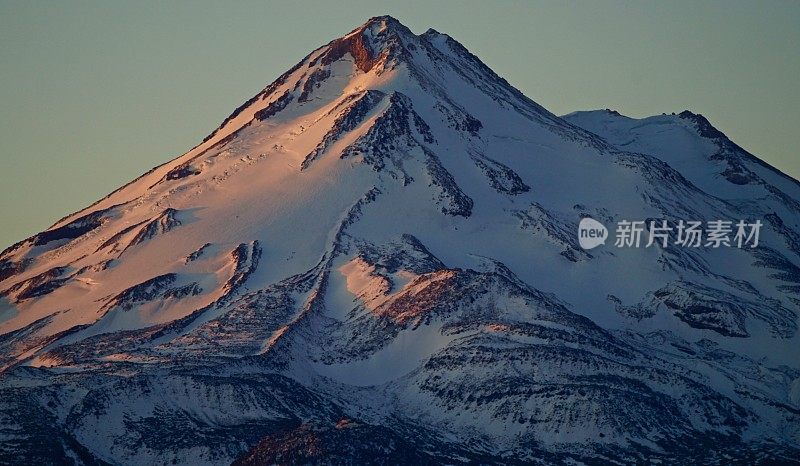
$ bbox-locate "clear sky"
[1,0,798,249]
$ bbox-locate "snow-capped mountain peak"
[1,16,798,465]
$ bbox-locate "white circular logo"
[578,217,608,250]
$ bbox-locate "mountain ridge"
[0,15,799,464]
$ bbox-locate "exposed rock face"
[0,15,798,465]
[232,421,441,466]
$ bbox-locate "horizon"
[1,0,798,249]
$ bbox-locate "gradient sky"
[1,0,798,249]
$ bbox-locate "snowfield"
[0,15,798,465]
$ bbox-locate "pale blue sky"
[1,0,798,249]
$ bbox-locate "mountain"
[1,15,799,465]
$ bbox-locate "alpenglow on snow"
[1,16,799,465]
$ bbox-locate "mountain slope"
[0,16,798,465]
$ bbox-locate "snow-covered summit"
[1,16,799,465]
